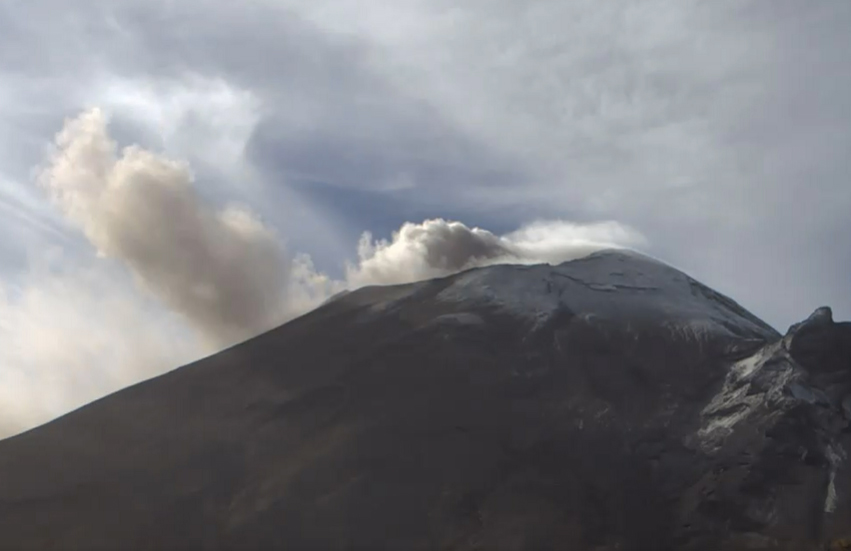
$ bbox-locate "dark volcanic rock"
[0,250,849,550]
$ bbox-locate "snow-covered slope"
[440,249,777,339]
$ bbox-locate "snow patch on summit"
[435,250,778,341]
[436,264,563,330]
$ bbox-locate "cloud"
[289,0,851,328]
[2,0,849,436]
[2,0,850,332]
[37,108,298,347]
[346,218,645,287]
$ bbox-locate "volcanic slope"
[1,249,850,550]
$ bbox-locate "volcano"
[1,249,850,550]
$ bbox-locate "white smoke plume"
[346,218,646,287]
[0,108,646,438]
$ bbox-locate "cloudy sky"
[1,0,849,437]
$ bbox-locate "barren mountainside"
[0,250,849,550]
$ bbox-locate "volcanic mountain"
[1,249,850,550]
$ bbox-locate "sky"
[1,0,850,437]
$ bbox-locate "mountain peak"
[0,250,848,550]
[789,305,835,334]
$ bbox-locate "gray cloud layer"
[1,1,850,435]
